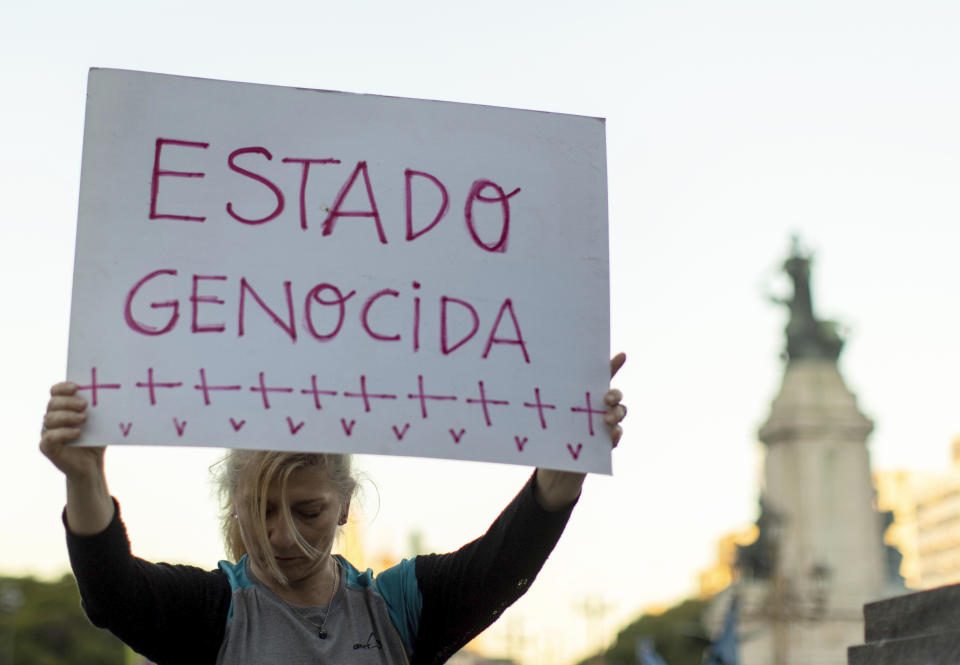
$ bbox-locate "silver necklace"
[297,559,339,640]
[317,560,339,639]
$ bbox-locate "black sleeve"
[65,500,232,665]
[411,472,577,665]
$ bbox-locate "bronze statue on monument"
[770,236,844,364]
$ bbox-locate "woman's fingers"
[603,390,626,447]
[50,381,80,397]
[605,354,627,448]
[40,426,84,448]
[47,394,88,414]
[610,352,626,379]
[604,403,626,426]
[44,390,88,440]
[39,382,105,481]
[609,424,623,448]
[604,388,623,407]
[41,383,87,446]
[43,408,87,431]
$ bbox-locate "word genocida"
[124,273,531,363]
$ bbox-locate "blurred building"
[873,468,937,589]
[875,434,960,590]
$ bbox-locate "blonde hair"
[213,450,357,586]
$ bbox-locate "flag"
[703,595,739,665]
[635,637,669,665]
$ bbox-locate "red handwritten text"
[149,138,520,251]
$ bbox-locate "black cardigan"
[66,472,576,665]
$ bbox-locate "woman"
[40,354,627,665]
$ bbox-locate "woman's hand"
[534,352,627,511]
[40,382,104,480]
[605,352,626,448]
[40,382,114,535]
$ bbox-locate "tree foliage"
[0,574,125,665]
[577,598,709,665]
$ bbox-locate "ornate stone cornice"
[759,359,874,446]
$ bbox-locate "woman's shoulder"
[335,554,418,595]
[217,555,253,591]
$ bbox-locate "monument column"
[733,239,900,665]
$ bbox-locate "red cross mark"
[136,368,183,406]
[570,392,606,436]
[465,381,510,427]
[194,368,241,406]
[523,388,556,430]
[407,375,457,419]
[76,367,121,407]
[344,375,397,413]
[300,375,338,410]
[249,372,293,409]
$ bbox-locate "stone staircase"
[848,584,960,664]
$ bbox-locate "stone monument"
[724,239,903,665]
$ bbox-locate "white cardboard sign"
[67,69,611,473]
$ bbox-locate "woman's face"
[239,465,346,588]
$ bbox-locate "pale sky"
[2,2,959,664]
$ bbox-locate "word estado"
[149,138,520,251]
